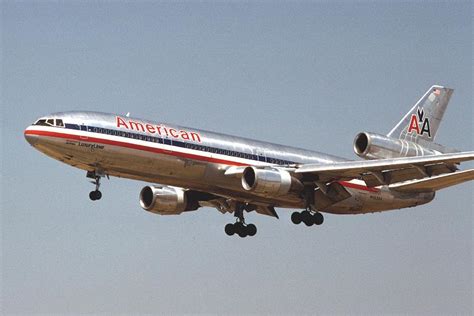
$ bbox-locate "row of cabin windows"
[58,123,294,165]
[89,125,294,165]
[183,142,259,160]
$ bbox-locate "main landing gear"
[225,222,257,238]
[225,206,257,238]
[291,210,324,226]
[87,170,104,201]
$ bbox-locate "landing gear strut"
[225,205,257,238]
[291,210,324,226]
[87,171,103,201]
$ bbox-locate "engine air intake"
[354,132,369,156]
[139,185,197,215]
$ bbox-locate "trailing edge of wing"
[389,169,474,192]
[295,151,474,176]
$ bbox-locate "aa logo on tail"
[407,108,431,137]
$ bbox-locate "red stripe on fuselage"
[25,129,381,193]
[24,129,248,167]
[338,181,379,192]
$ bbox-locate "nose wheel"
[291,210,324,226]
[87,170,105,201]
[89,189,102,201]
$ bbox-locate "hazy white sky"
[2,1,472,314]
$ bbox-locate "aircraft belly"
[325,187,434,214]
[35,135,304,208]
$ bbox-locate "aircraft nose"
[24,129,39,146]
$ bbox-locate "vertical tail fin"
[387,85,453,144]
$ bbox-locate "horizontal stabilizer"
[389,169,474,193]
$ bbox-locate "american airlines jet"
[24,85,474,237]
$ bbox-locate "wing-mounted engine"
[139,185,199,215]
[241,166,303,197]
[353,132,438,160]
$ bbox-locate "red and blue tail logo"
[407,108,431,138]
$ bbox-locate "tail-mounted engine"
[241,166,303,197]
[139,185,199,215]
[353,132,438,160]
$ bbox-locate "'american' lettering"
[116,117,201,142]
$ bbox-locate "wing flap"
[295,151,474,186]
[389,169,474,192]
[361,163,456,187]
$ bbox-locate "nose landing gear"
[291,210,324,226]
[87,170,105,201]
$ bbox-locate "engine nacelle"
[139,185,197,215]
[241,166,302,197]
[353,132,438,160]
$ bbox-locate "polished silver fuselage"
[24,111,435,214]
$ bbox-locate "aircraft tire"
[291,212,302,224]
[302,211,313,226]
[89,190,102,201]
[314,212,324,225]
[237,224,247,238]
[225,223,235,236]
[247,224,257,236]
[89,191,97,201]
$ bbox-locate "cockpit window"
[34,119,49,126]
[33,118,65,127]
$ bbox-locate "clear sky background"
[1,1,472,314]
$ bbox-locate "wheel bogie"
[225,222,257,238]
[291,210,324,227]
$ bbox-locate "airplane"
[24,85,474,238]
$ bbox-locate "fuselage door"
[256,149,266,163]
[80,124,88,140]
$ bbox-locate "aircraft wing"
[389,169,474,193]
[294,151,474,186]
